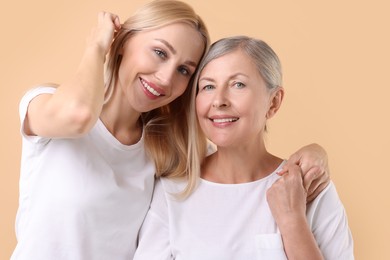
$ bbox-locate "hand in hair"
[87,11,121,57]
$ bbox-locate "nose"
[155,63,176,86]
[212,88,229,108]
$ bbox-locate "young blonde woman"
[13,1,330,259]
[134,36,353,259]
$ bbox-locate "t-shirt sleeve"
[307,181,354,259]
[19,86,56,142]
[134,178,173,260]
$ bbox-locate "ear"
[266,87,284,119]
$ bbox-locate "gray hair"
[195,35,282,91]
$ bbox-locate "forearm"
[279,216,323,260]
[25,45,106,138]
[25,12,119,138]
[52,45,106,129]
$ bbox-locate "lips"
[212,118,239,123]
[140,78,165,97]
[209,115,240,127]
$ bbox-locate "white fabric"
[12,87,155,260]
[134,162,354,260]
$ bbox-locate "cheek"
[195,96,205,116]
[172,81,189,98]
[117,57,136,82]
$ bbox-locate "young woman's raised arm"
[25,12,121,138]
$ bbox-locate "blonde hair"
[186,36,283,197]
[104,0,210,197]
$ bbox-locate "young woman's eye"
[154,49,167,59]
[178,66,190,76]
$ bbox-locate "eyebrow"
[199,73,249,82]
[155,38,198,68]
[156,39,176,54]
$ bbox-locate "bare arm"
[267,165,324,259]
[280,143,330,202]
[25,12,121,138]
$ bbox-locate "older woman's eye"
[202,85,215,91]
[234,82,245,88]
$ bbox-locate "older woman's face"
[196,50,274,148]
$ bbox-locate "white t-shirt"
[12,87,155,260]
[134,162,354,260]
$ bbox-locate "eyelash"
[200,82,245,91]
[201,85,215,91]
[178,66,190,76]
[154,49,191,77]
[234,82,245,88]
[154,49,167,59]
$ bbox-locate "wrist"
[84,43,107,62]
[277,213,308,234]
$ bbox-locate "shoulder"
[20,85,56,105]
[306,183,354,258]
[21,85,58,101]
[148,177,188,220]
[157,177,188,197]
[19,85,57,115]
[306,181,346,226]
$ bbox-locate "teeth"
[213,118,238,123]
[141,79,161,96]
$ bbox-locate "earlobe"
[266,87,284,119]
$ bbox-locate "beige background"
[1,0,389,259]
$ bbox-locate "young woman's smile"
[117,22,205,112]
[140,78,165,99]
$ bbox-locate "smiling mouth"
[211,118,239,123]
[140,78,162,97]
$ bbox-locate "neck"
[202,140,282,184]
[100,86,142,145]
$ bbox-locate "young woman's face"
[196,50,274,148]
[118,22,205,112]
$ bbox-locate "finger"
[302,166,321,191]
[306,181,330,202]
[286,152,301,166]
[114,16,121,30]
[276,166,288,176]
[99,12,120,25]
[280,155,300,175]
[286,164,304,182]
[286,153,312,176]
[305,172,330,202]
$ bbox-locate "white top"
[134,163,354,260]
[12,87,155,260]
